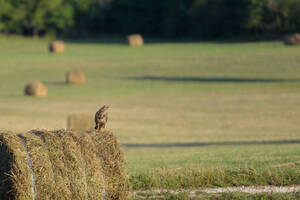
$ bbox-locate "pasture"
[0,36,300,198]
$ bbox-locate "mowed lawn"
[0,36,300,189]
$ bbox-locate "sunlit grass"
[0,36,299,189]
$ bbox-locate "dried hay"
[67,114,94,131]
[126,34,144,46]
[0,129,128,200]
[49,40,65,53]
[31,130,88,200]
[0,132,56,199]
[284,33,300,45]
[66,70,86,85]
[24,81,47,97]
[89,130,130,200]
[67,131,105,199]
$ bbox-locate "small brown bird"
[94,105,109,130]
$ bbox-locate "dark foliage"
[0,0,300,38]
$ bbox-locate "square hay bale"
[49,40,65,53]
[67,114,94,131]
[24,81,47,97]
[284,33,300,45]
[66,70,86,85]
[0,129,129,200]
[126,34,144,46]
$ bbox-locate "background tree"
[0,0,74,36]
[0,0,300,38]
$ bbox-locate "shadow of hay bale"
[49,40,65,53]
[284,33,300,45]
[24,81,47,97]
[66,70,86,85]
[126,34,144,47]
[67,114,93,131]
[0,129,129,200]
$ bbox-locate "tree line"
[0,0,299,38]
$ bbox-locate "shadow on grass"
[122,140,300,148]
[63,36,283,45]
[128,76,300,83]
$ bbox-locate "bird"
[94,105,109,131]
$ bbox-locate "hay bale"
[0,132,56,199]
[66,70,86,85]
[89,130,130,200]
[49,40,65,53]
[126,34,144,46]
[31,130,88,199]
[24,81,47,97]
[0,129,127,200]
[284,33,300,45]
[0,132,35,200]
[68,131,105,199]
[67,114,94,131]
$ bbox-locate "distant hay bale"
[24,81,47,97]
[66,70,86,84]
[49,40,65,53]
[0,129,128,200]
[67,114,94,131]
[126,34,144,46]
[284,33,300,45]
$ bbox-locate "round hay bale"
[24,81,47,97]
[68,131,105,199]
[49,40,65,53]
[66,70,86,85]
[284,33,300,45]
[31,130,88,199]
[126,34,144,46]
[89,130,130,200]
[0,132,56,200]
[0,129,128,200]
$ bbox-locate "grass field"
[0,36,299,193]
[132,191,300,200]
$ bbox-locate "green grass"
[129,166,300,190]
[0,36,300,190]
[131,191,300,200]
